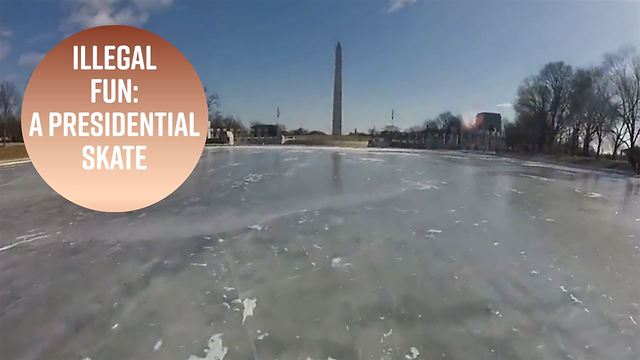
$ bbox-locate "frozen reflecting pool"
[1,146,640,360]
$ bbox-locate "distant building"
[251,124,282,137]
[207,123,235,144]
[475,112,502,132]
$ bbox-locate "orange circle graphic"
[21,25,208,212]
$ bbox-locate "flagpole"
[276,106,280,136]
[391,109,395,127]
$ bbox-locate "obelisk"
[332,42,342,136]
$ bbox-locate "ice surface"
[1,147,639,359]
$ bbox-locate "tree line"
[505,47,640,174]
[0,81,23,145]
[206,90,247,133]
[370,111,464,135]
[0,85,250,145]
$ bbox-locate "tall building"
[475,112,502,132]
[332,42,342,136]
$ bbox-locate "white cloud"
[18,51,44,67]
[496,103,513,108]
[388,0,418,13]
[0,27,13,61]
[63,0,174,30]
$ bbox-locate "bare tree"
[593,114,613,159]
[434,112,462,130]
[591,68,617,159]
[203,88,246,134]
[204,87,220,120]
[213,115,246,132]
[568,68,593,155]
[515,62,573,151]
[423,119,439,130]
[434,111,462,145]
[0,81,21,146]
[383,124,400,133]
[568,67,617,157]
[604,47,640,153]
[608,119,626,159]
[407,124,425,132]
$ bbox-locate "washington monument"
[332,42,342,136]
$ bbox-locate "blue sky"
[1,0,639,132]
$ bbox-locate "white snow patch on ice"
[416,182,439,190]
[360,157,384,162]
[331,257,351,268]
[242,298,257,323]
[188,333,227,360]
[332,257,342,267]
[405,347,420,359]
[520,173,554,182]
